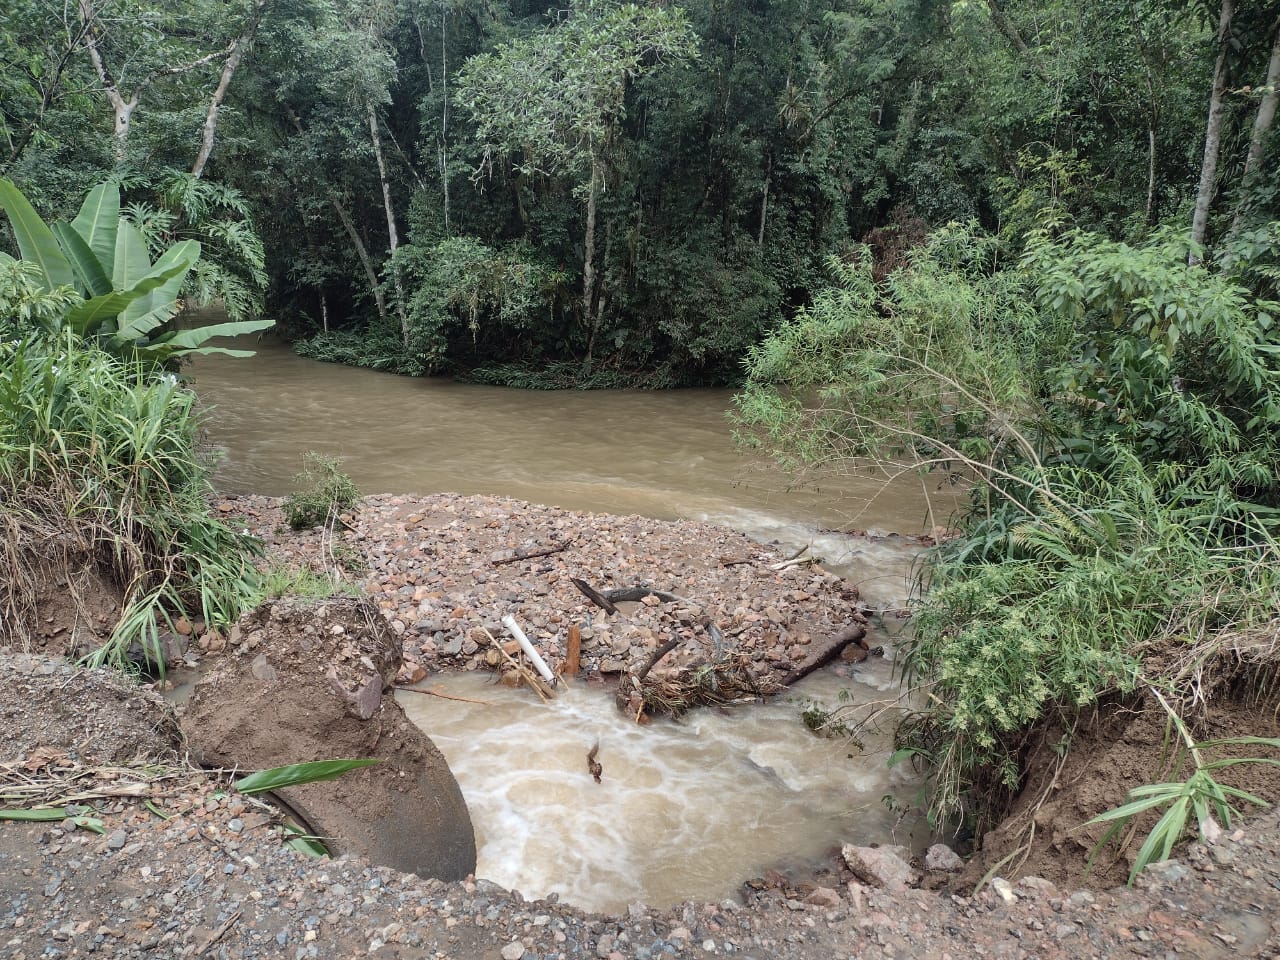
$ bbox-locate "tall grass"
[0,331,261,670]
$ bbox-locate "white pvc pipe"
[502,615,557,686]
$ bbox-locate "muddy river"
[188,337,950,909]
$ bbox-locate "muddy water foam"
[398,667,922,913]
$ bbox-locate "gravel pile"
[224,493,867,689]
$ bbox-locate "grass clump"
[0,332,262,671]
[283,452,359,530]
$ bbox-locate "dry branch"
[571,577,619,615]
[491,541,572,565]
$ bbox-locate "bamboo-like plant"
[0,178,270,361]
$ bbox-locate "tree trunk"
[368,105,409,346]
[582,154,600,363]
[1190,0,1234,265]
[1145,128,1157,225]
[440,5,451,235]
[757,154,771,250]
[192,0,267,179]
[984,0,1050,82]
[1231,17,1280,233]
[331,197,387,324]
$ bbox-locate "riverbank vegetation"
[733,213,1280,863]
[0,179,268,671]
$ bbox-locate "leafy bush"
[0,332,262,670]
[0,178,272,362]
[294,329,426,376]
[283,452,360,530]
[735,220,1280,830]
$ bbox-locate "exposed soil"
[966,689,1280,891]
[3,493,1280,957]
[182,597,476,881]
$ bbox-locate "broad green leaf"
[112,220,151,291]
[117,240,200,340]
[233,759,379,795]
[151,318,274,349]
[64,260,193,335]
[0,807,69,821]
[281,823,330,858]
[70,815,107,834]
[0,178,76,292]
[70,182,120,275]
[52,222,111,297]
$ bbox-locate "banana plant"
[0,178,271,360]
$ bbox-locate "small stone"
[925,843,963,872]
[106,829,127,851]
[990,877,1017,903]
[250,654,277,683]
[805,886,842,908]
[227,819,244,834]
[500,943,525,960]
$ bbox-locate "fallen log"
[571,578,619,616]
[563,624,582,677]
[780,624,868,686]
[603,586,691,604]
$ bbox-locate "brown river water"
[187,336,951,911]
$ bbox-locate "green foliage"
[1088,693,1280,884]
[295,329,426,377]
[0,332,262,671]
[124,173,269,323]
[736,221,1280,828]
[282,452,360,531]
[233,759,380,795]
[733,223,1056,474]
[392,237,568,371]
[250,564,360,604]
[0,178,272,362]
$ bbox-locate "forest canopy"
[4,0,1278,385]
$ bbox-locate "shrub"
[0,332,262,670]
[283,452,360,530]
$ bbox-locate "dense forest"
[5,0,1278,385]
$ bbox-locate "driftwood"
[571,578,619,616]
[491,541,572,566]
[563,624,582,677]
[587,740,602,783]
[781,624,868,686]
[635,636,680,682]
[482,628,555,702]
[603,586,691,604]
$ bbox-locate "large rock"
[841,843,915,891]
[181,597,476,881]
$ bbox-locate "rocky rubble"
[222,493,871,694]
